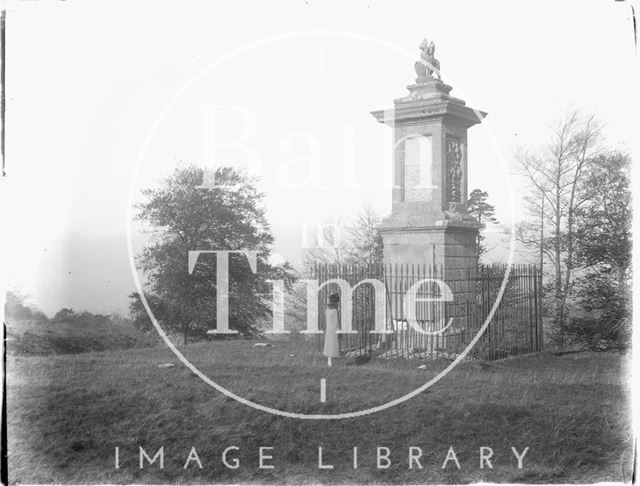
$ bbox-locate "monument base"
[379,219,481,270]
[380,219,481,341]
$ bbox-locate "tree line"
[515,110,630,351]
[127,109,630,351]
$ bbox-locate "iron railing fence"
[313,262,542,360]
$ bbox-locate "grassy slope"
[6,341,632,484]
[5,318,157,356]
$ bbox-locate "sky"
[1,0,637,315]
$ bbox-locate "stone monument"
[371,39,486,272]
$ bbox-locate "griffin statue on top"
[414,38,441,82]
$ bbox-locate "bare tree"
[514,110,603,349]
[300,215,348,273]
[301,204,383,273]
[288,205,383,332]
[343,205,384,267]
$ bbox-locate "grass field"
[6,339,633,484]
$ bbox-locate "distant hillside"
[4,291,161,356]
[5,316,159,356]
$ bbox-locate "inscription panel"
[403,135,433,201]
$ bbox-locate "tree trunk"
[554,184,563,349]
[539,196,544,277]
[183,323,189,345]
[558,169,582,350]
[617,266,627,298]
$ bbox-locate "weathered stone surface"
[371,41,487,269]
[414,38,441,82]
[379,220,480,266]
[372,40,488,338]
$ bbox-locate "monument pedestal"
[379,220,480,270]
[380,220,481,338]
[371,75,486,275]
[370,40,487,348]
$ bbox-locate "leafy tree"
[573,152,631,280]
[566,274,629,351]
[53,308,77,323]
[133,165,295,344]
[128,291,167,334]
[467,189,499,262]
[567,152,631,350]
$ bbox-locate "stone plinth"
[371,79,487,226]
[370,61,487,347]
[371,78,486,270]
[378,219,481,269]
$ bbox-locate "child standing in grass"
[323,293,341,366]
